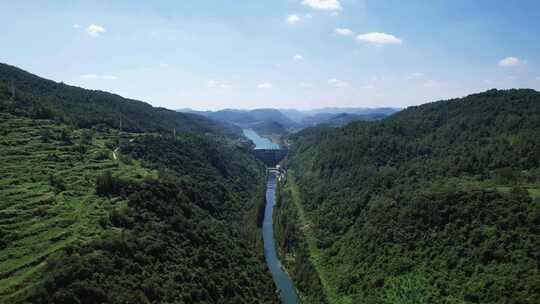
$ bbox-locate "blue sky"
[2,0,540,110]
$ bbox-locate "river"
[243,129,299,304]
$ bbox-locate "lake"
[243,129,280,150]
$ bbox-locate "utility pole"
[119,113,122,133]
[10,79,15,101]
[118,113,123,150]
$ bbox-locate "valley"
[1,2,540,301]
[2,65,539,304]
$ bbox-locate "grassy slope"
[286,170,352,304]
[0,113,153,300]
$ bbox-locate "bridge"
[253,149,288,167]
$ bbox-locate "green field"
[0,113,154,300]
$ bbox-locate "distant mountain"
[179,108,295,136]
[248,108,296,127]
[205,109,258,124]
[297,111,392,128]
[250,120,287,135]
[280,107,400,123]
[179,107,400,135]
[320,112,383,126]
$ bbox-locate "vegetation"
[0,63,240,136]
[277,89,540,303]
[0,113,152,300]
[0,65,278,303]
[274,174,328,304]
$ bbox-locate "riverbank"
[278,171,353,304]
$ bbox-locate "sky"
[2,0,540,110]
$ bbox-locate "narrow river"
[243,129,299,304]
[264,173,299,304]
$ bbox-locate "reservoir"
[243,129,280,150]
[244,129,299,304]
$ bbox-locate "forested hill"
[276,89,540,303]
[0,63,239,136]
[0,64,277,303]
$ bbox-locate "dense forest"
[276,89,540,303]
[0,64,277,303]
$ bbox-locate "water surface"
[263,173,299,304]
[243,129,280,150]
[247,128,297,303]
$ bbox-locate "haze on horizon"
[2,0,539,111]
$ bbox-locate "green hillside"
[0,66,277,303]
[276,89,540,303]
[0,63,240,137]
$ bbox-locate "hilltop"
[0,63,240,137]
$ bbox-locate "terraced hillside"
[0,64,278,303]
[0,113,154,299]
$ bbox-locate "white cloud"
[330,11,340,17]
[72,24,80,29]
[81,74,98,79]
[498,57,523,67]
[356,32,402,45]
[335,28,354,36]
[80,74,117,80]
[87,24,105,37]
[302,0,342,11]
[423,80,443,88]
[328,78,350,88]
[299,82,313,88]
[258,83,273,89]
[287,14,301,24]
[293,55,304,61]
[207,80,231,89]
[407,72,424,80]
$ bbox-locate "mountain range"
[179,107,399,136]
